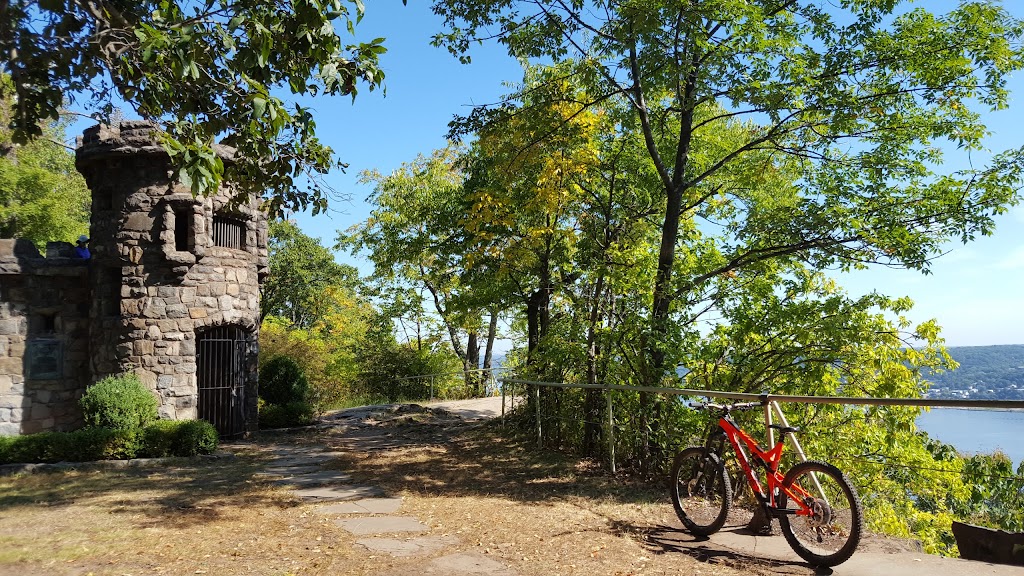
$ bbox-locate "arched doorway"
[197,325,250,437]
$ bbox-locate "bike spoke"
[779,461,862,566]
[671,448,731,536]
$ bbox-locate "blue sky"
[283,1,1024,348]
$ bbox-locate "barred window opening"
[213,215,244,249]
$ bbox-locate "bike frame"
[713,414,817,518]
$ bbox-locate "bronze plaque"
[26,339,62,379]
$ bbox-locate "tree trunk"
[583,276,606,456]
[482,308,498,370]
[636,43,699,472]
[465,330,480,395]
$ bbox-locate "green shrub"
[0,428,114,464]
[259,401,315,429]
[141,419,218,457]
[141,420,179,458]
[70,427,115,461]
[100,428,143,459]
[79,373,159,430]
[0,420,219,464]
[2,431,55,463]
[259,356,309,405]
[170,420,219,456]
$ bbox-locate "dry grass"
[0,409,820,576]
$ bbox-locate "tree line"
[926,345,1024,400]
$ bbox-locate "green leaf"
[252,96,267,118]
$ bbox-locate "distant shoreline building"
[0,121,268,437]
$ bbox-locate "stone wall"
[0,121,267,437]
[0,240,91,435]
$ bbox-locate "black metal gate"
[197,325,248,438]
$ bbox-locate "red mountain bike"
[671,401,863,567]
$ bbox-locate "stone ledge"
[0,451,235,476]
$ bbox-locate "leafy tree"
[262,219,358,328]
[432,0,1024,466]
[355,311,462,402]
[0,75,89,248]
[343,145,505,391]
[0,0,393,214]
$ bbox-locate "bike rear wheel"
[778,461,863,567]
[671,447,732,536]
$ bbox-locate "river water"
[916,408,1024,467]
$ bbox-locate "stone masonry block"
[0,318,20,336]
[156,374,175,390]
[0,357,23,376]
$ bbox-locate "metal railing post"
[534,383,542,447]
[606,382,616,474]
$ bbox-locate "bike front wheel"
[778,461,863,567]
[671,447,732,536]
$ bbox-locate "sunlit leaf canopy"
[0,0,396,216]
[434,0,1024,276]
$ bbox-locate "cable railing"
[392,367,507,402]
[498,377,1024,474]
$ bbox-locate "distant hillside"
[924,344,1024,400]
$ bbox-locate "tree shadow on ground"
[0,455,297,529]
[298,408,670,509]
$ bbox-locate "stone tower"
[75,121,268,436]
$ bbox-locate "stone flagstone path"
[249,402,517,576]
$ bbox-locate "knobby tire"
[671,447,731,536]
[777,460,863,567]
